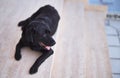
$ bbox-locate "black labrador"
[14,5,60,74]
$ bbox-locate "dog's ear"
[45,26,51,34]
[45,29,51,34]
[29,32,34,43]
[26,29,34,43]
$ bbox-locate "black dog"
[14,5,60,74]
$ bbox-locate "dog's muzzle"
[39,34,56,50]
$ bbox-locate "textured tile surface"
[110,60,120,73]
[109,47,120,58]
[105,19,120,78]
[112,75,120,78]
[107,36,120,46]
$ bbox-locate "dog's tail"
[18,21,28,31]
[18,21,26,27]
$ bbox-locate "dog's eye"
[45,30,50,34]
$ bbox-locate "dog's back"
[35,5,60,35]
[19,5,60,36]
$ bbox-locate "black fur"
[14,5,60,74]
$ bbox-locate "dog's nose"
[49,37,56,46]
[52,41,56,46]
[42,34,56,46]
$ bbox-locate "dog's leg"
[15,38,24,60]
[29,49,53,74]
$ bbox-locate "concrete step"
[84,6,112,78]
[51,0,112,78]
[50,1,86,78]
[0,0,64,78]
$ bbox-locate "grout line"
[116,30,120,44]
[110,58,120,60]
[112,73,120,75]
[109,45,120,47]
[107,34,118,36]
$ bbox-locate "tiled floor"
[105,19,120,78]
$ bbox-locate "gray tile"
[107,36,120,46]
[110,60,120,73]
[112,74,120,78]
[102,0,114,3]
[109,47,120,58]
[109,20,120,31]
[105,26,117,35]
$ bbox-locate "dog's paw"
[29,66,38,74]
[15,54,21,61]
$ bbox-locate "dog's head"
[27,21,56,50]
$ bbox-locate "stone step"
[51,1,86,78]
[0,0,64,78]
[51,0,112,78]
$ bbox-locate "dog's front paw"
[15,53,21,61]
[29,66,38,74]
